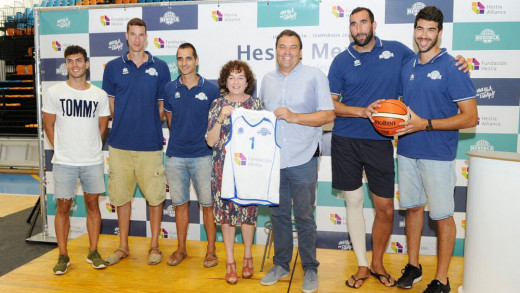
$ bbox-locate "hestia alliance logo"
[160,11,180,25]
[257,127,271,136]
[52,40,61,51]
[472,2,485,14]
[154,38,164,49]
[379,50,394,59]
[145,68,158,76]
[338,239,352,250]
[108,39,123,51]
[56,17,71,29]
[280,8,297,21]
[391,241,404,253]
[407,2,426,16]
[234,153,247,166]
[475,29,500,44]
[100,15,110,26]
[160,228,169,239]
[476,85,495,100]
[468,58,480,70]
[105,203,116,213]
[332,6,344,18]
[329,213,342,225]
[470,139,495,151]
[427,70,442,80]
[461,166,469,179]
[212,10,223,22]
[195,92,208,101]
[56,63,67,76]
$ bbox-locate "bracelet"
[216,118,224,124]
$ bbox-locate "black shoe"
[423,279,451,293]
[396,264,422,289]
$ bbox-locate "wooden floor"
[0,194,39,217]
[0,233,464,292]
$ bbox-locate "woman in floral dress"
[206,60,264,285]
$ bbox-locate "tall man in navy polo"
[102,18,170,266]
[395,7,477,293]
[163,43,220,268]
[259,29,335,293]
[327,7,414,288]
[327,7,468,289]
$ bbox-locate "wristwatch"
[426,119,433,131]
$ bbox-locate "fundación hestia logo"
[52,40,61,51]
[391,241,404,253]
[461,166,469,179]
[100,15,110,26]
[154,37,164,49]
[105,202,116,213]
[234,153,247,166]
[467,58,480,70]
[407,2,426,16]
[332,6,344,18]
[329,213,342,225]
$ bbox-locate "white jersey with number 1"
[221,107,280,206]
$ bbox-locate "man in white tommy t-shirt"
[43,45,110,275]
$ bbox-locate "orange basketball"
[372,100,409,136]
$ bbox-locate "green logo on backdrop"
[453,22,520,50]
[457,133,518,160]
[40,10,89,35]
[257,0,319,27]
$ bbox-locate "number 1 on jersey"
[249,137,255,149]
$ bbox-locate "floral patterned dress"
[208,96,265,225]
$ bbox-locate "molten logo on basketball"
[371,100,409,136]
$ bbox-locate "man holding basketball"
[395,6,477,293]
[327,7,468,289]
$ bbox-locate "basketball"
[371,100,409,136]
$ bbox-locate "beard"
[353,30,374,47]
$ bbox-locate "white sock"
[343,187,368,267]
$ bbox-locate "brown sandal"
[242,257,254,279]
[166,250,187,266]
[204,252,218,268]
[226,261,238,285]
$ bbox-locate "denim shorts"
[165,155,212,207]
[53,163,105,199]
[397,155,456,220]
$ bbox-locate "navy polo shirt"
[397,49,476,161]
[328,37,414,140]
[163,75,219,158]
[102,51,170,151]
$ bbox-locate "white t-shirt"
[42,82,110,166]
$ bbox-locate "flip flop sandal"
[166,251,187,266]
[147,247,163,265]
[106,248,129,266]
[345,275,369,289]
[370,270,397,287]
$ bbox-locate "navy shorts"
[331,135,395,198]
